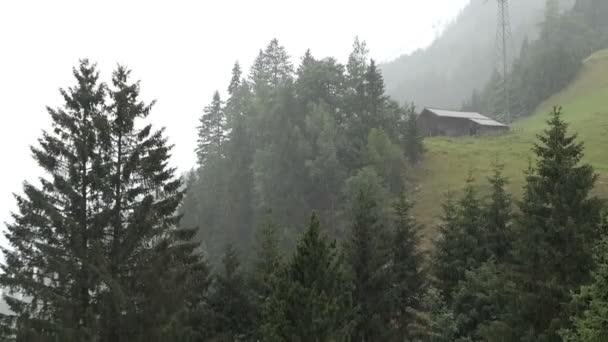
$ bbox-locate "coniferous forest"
[1,0,608,341]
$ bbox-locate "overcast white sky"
[0,0,469,229]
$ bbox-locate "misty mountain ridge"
[381,0,575,110]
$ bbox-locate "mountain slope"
[381,0,575,109]
[412,49,608,245]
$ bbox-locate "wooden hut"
[416,107,509,137]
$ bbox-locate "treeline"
[181,38,423,263]
[464,0,608,121]
[182,105,607,341]
[255,107,605,342]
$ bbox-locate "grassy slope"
[412,49,608,247]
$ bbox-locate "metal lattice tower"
[496,0,513,124]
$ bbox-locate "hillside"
[381,0,575,109]
[412,49,608,246]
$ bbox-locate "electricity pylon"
[496,0,513,124]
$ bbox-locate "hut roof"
[424,107,508,127]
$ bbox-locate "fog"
[0,0,468,226]
[2,0,607,339]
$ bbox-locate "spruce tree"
[364,128,406,194]
[433,176,485,303]
[342,37,370,170]
[451,261,516,342]
[422,288,458,342]
[345,189,392,341]
[261,213,352,341]
[0,60,106,341]
[296,53,345,110]
[222,65,255,255]
[227,61,242,99]
[432,191,461,300]
[363,59,386,123]
[250,39,294,90]
[304,104,345,231]
[390,191,426,341]
[251,211,282,299]
[209,244,255,340]
[562,215,608,342]
[250,39,311,233]
[446,164,514,341]
[99,65,205,342]
[483,162,512,262]
[190,90,231,263]
[249,212,283,339]
[402,109,424,165]
[1,62,205,341]
[225,61,244,125]
[346,36,369,95]
[507,107,603,341]
[196,91,226,166]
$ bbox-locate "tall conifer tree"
[390,191,426,341]
[505,107,603,341]
[261,213,352,341]
[196,91,226,166]
[1,60,106,340]
[345,189,392,341]
[1,62,205,341]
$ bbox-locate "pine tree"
[390,191,426,341]
[345,189,392,341]
[196,91,226,166]
[261,213,352,341]
[0,60,106,341]
[506,107,603,341]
